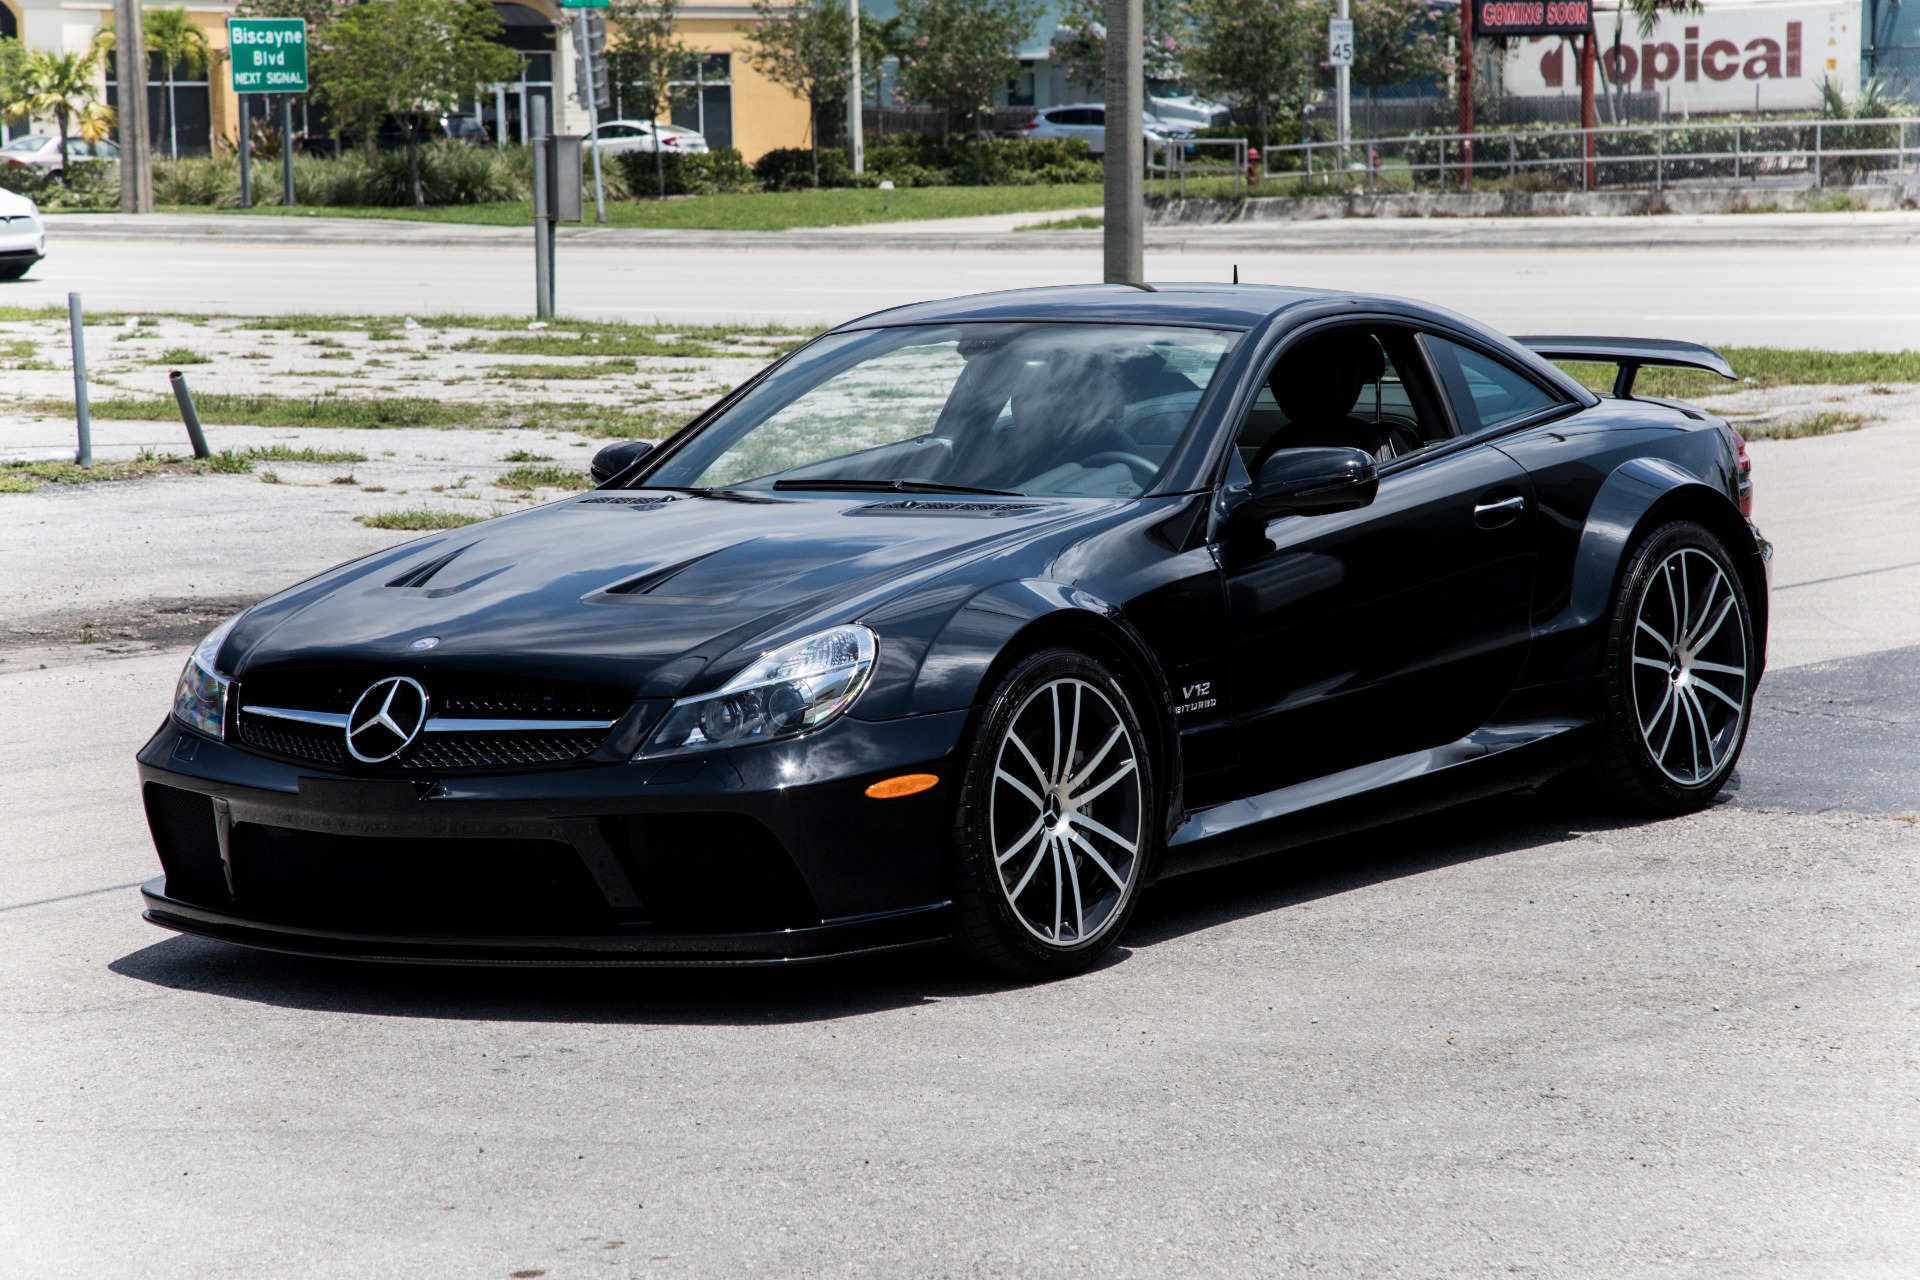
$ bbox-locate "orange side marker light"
[865,773,939,800]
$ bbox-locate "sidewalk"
[42,207,1920,254]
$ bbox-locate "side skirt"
[1160,718,1595,877]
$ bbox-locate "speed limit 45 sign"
[1328,17,1355,67]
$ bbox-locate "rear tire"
[1587,519,1756,814]
[949,648,1154,980]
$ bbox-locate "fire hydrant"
[1246,148,1261,185]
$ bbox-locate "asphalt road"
[13,211,1920,348]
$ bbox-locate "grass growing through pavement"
[172,184,1108,231]
[485,359,641,379]
[498,465,592,491]
[1743,411,1874,440]
[17,393,682,438]
[0,443,370,493]
[1553,348,1920,399]
[356,507,487,530]
[1017,214,1103,231]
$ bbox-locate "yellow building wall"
[669,17,811,162]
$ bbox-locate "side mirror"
[1249,447,1378,518]
[589,439,655,486]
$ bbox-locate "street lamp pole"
[1102,0,1143,285]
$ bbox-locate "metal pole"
[495,84,508,149]
[238,95,252,209]
[1456,0,1474,190]
[169,371,211,459]
[1580,31,1596,190]
[847,0,864,174]
[68,293,91,468]
[1101,0,1143,285]
[532,96,554,319]
[575,11,606,224]
[113,0,152,213]
[1335,0,1350,172]
[280,95,296,206]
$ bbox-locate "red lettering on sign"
[1743,36,1782,79]
[1603,42,1638,85]
[1702,39,1739,81]
[1641,41,1680,90]
[1684,26,1699,81]
[1785,21,1801,76]
[1540,42,1565,87]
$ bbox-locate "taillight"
[1025,116,1041,130]
[1731,428,1752,517]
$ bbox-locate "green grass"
[503,450,553,462]
[1745,410,1874,440]
[0,449,253,491]
[16,391,685,439]
[1553,347,1920,399]
[237,444,369,463]
[486,358,641,379]
[155,346,211,365]
[498,464,592,491]
[1018,214,1103,231]
[356,507,487,530]
[171,184,1108,231]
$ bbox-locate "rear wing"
[1516,336,1737,399]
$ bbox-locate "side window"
[1232,326,1451,476]
[1422,335,1564,434]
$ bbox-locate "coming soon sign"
[1503,0,1859,111]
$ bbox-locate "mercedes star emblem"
[345,676,431,763]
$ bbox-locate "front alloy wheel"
[952,650,1151,978]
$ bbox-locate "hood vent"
[580,494,678,506]
[385,544,471,589]
[602,550,720,597]
[850,499,1045,516]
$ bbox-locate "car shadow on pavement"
[107,791,1663,1026]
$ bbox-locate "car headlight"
[172,614,241,739]
[639,625,876,758]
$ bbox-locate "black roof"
[837,283,1339,331]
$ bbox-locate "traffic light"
[575,12,610,113]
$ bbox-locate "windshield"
[641,322,1236,498]
[1,137,48,153]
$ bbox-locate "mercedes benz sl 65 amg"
[137,284,1768,977]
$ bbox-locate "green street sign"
[560,0,610,9]
[227,18,309,94]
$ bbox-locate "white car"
[1146,90,1231,129]
[1020,104,1194,156]
[1,134,120,178]
[588,120,709,157]
[0,186,45,281]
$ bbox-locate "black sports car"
[138,285,1768,977]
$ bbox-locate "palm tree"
[5,48,105,185]
[144,9,212,160]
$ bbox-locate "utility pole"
[847,0,864,174]
[1456,0,1474,190]
[1102,0,1142,285]
[238,95,252,207]
[112,0,152,213]
[1580,30,1596,190]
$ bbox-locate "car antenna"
[1233,264,1239,284]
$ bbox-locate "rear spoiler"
[1516,336,1737,399]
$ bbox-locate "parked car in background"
[1147,86,1231,128]
[0,187,46,281]
[1,135,120,178]
[1021,104,1194,155]
[589,120,709,156]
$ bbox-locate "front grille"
[238,716,346,767]
[228,823,613,934]
[231,666,635,774]
[404,730,607,771]
[604,813,821,932]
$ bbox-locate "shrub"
[616,146,757,197]
[0,164,60,201]
[752,135,1099,190]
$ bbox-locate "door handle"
[1473,494,1526,527]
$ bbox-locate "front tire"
[950,649,1154,979]
[1589,519,1756,813]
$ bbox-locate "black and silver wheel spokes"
[989,677,1143,947]
[1630,547,1749,786]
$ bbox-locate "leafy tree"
[145,10,214,161]
[5,48,109,186]
[1184,0,1320,152]
[1048,0,1189,90]
[741,0,852,186]
[607,0,692,198]
[1598,0,1698,121]
[1350,0,1453,93]
[0,37,28,109]
[894,0,1041,139]
[318,0,518,206]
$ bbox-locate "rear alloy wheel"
[1590,520,1756,812]
[951,650,1151,979]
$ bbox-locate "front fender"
[854,578,1142,720]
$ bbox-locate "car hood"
[224,491,1092,696]
[0,187,37,217]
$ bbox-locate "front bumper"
[136,708,970,966]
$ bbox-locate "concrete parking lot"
[3,233,1918,1276]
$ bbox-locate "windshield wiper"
[771,478,1021,497]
